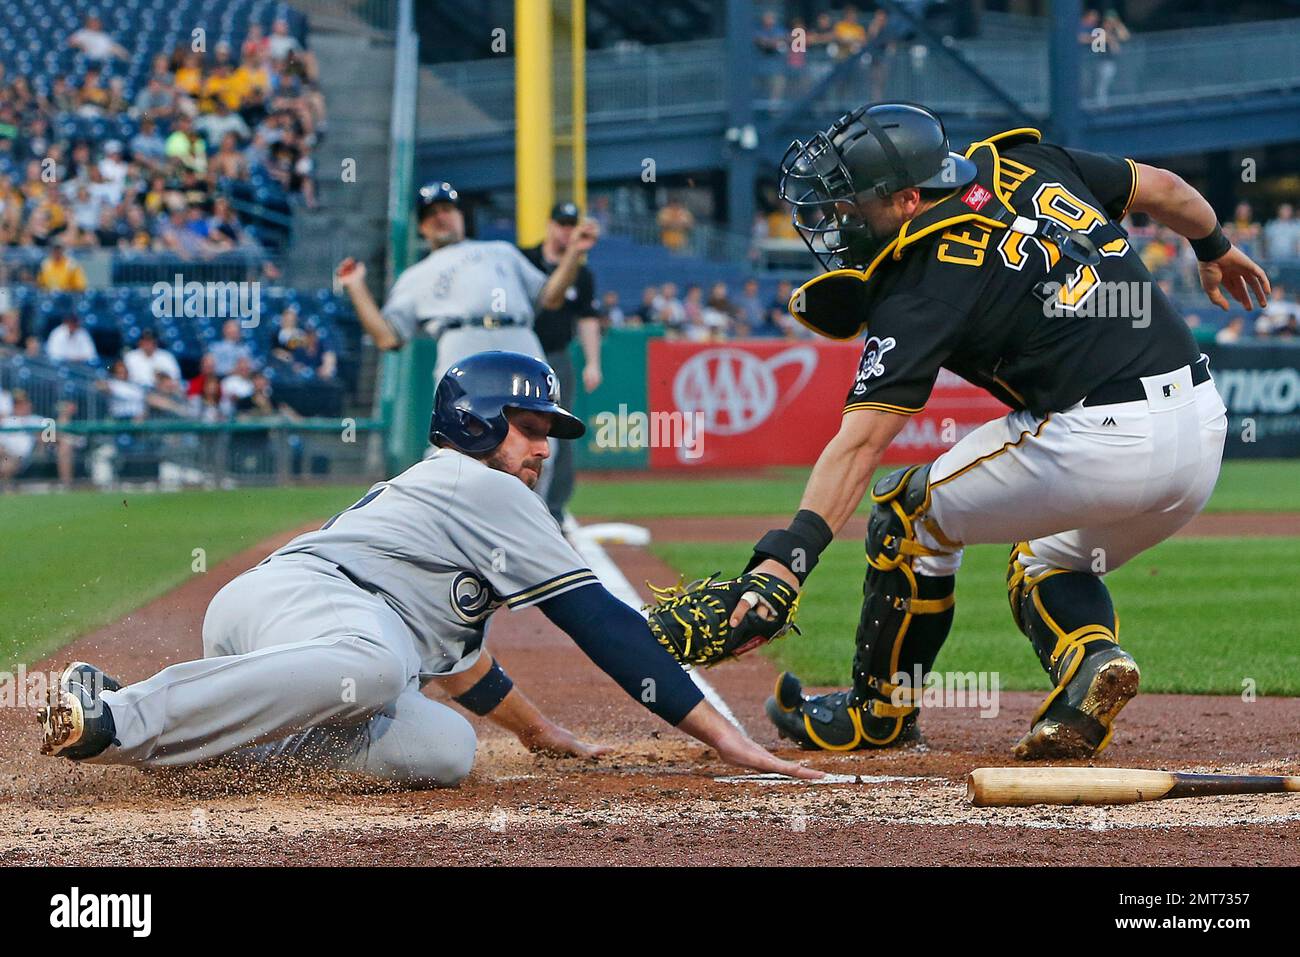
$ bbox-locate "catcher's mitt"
[643,572,800,668]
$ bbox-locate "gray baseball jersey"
[269,448,597,676]
[381,240,549,345]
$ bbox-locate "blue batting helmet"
[416,180,459,219]
[429,351,585,454]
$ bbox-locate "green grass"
[572,459,1300,517]
[0,486,367,669]
[651,537,1300,696]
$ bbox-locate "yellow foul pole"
[570,0,586,214]
[515,0,554,247]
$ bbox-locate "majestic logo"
[961,183,993,212]
[671,346,818,436]
[851,336,897,394]
[450,572,501,624]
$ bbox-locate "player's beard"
[486,450,545,488]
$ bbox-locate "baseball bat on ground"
[967,766,1300,807]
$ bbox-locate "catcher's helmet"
[416,180,459,220]
[779,103,977,271]
[429,351,585,454]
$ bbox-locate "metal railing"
[422,18,1300,137]
[287,0,398,35]
[0,417,386,490]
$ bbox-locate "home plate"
[715,773,946,786]
[575,523,651,546]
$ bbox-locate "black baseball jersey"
[519,244,597,354]
[837,135,1200,417]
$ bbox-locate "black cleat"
[38,661,119,760]
[1014,644,1140,760]
[765,671,920,752]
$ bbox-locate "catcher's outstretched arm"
[800,407,910,533]
[732,408,908,627]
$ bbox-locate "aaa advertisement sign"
[646,340,1008,468]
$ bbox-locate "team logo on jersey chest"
[851,335,897,394]
[451,572,502,624]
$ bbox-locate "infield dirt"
[0,526,1297,866]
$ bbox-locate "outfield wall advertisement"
[1204,343,1300,459]
[645,340,1009,469]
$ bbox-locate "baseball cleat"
[38,662,119,760]
[1014,644,1140,760]
[59,661,123,696]
[765,671,921,751]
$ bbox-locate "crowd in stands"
[1,301,339,429]
[1127,201,1300,342]
[753,4,917,106]
[604,278,811,341]
[0,12,325,273]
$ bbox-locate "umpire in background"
[520,201,604,528]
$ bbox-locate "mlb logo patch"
[961,184,993,212]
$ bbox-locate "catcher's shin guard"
[1006,544,1140,759]
[764,465,956,751]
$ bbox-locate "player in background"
[335,181,599,383]
[519,201,604,529]
[38,352,819,786]
[729,103,1268,759]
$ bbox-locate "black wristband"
[747,509,834,583]
[1189,223,1231,263]
[453,660,514,715]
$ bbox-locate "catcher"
[722,103,1264,758]
[39,352,818,785]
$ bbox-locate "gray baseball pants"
[88,555,477,788]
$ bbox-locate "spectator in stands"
[682,284,708,340]
[164,116,207,174]
[124,329,182,388]
[657,199,695,252]
[37,242,87,292]
[237,370,301,420]
[197,101,252,150]
[1215,316,1246,345]
[634,286,658,326]
[98,140,129,190]
[1257,284,1300,337]
[736,278,765,331]
[145,372,192,418]
[242,23,271,64]
[1225,201,1261,259]
[268,19,318,81]
[704,281,739,336]
[208,132,250,181]
[1094,10,1131,106]
[755,10,788,103]
[221,355,258,403]
[211,319,254,376]
[271,305,306,356]
[655,282,687,331]
[99,359,148,420]
[68,14,128,64]
[601,290,625,328]
[292,327,337,381]
[93,206,122,247]
[0,390,66,490]
[1264,203,1300,260]
[190,374,233,423]
[1,309,23,349]
[833,5,868,59]
[132,77,179,124]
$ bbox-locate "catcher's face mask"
[780,132,892,273]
